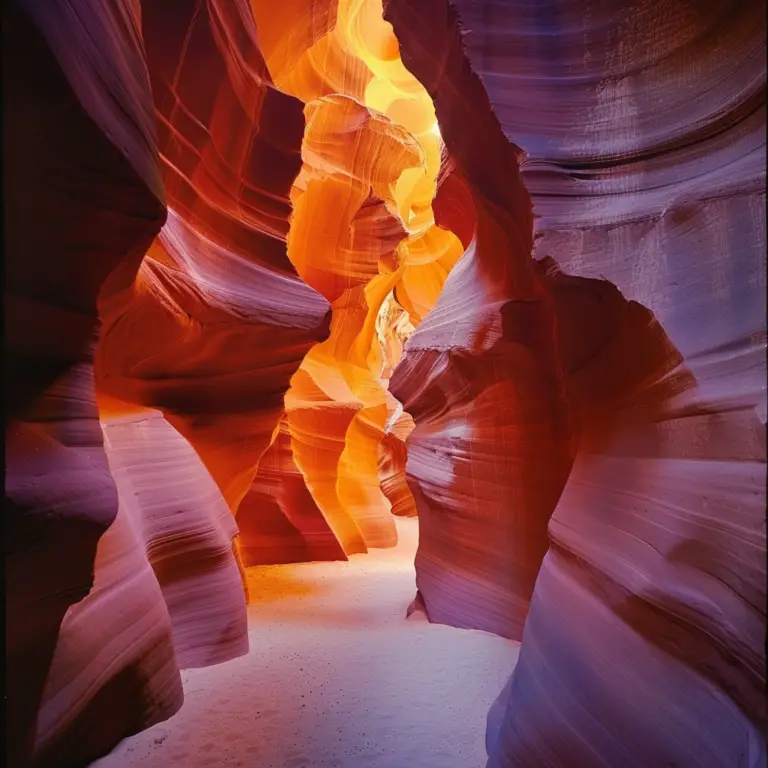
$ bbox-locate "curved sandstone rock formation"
[4,3,168,765]
[6,1,455,763]
[238,417,348,566]
[98,402,249,669]
[379,408,417,518]
[97,207,330,514]
[98,0,332,514]
[6,1,326,764]
[486,259,767,767]
[387,1,574,641]
[284,95,417,554]
[254,0,463,554]
[385,0,766,764]
[6,0,765,766]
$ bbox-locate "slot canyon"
[3,0,766,766]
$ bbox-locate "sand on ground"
[92,517,519,768]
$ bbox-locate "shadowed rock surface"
[4,0,765,766]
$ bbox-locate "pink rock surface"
[486,269,767,765]
[6,1,326,765]
[34,435,184,766]
[4,4,166,765]
[387,0,766,764]
[87,4,331,758]
[97,207,330,514]
[6,0,765,766]
[387,0,574,641]
[99,405,249,668]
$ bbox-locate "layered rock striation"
[387,0,766,764]
[5,0,765,766]
[4,3,168,765]
[387,0,574,641]
[6,1,327,764]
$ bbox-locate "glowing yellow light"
[429,121,441,139]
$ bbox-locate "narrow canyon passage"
[92,518,519,768]
[6,1,765,766]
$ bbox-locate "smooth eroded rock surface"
[4,3,167,765]
[5,1,765,766]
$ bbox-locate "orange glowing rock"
[282,87,441,553]
[394,225,464,326]
[7,1,766,767]
[253,0,463,553]
[238,417,347,565]
[375,289,414,379]
[288,95,421,302]
[379,406,417,518]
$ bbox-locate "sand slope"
[92,518,519,768]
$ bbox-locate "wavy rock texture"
[389,241,573,639]
[387,2,574,641]
[97,206,330,514]
[99,403,249,667]
[9,1,457,762]
[34,402,249,767]
[485,259,767,767]
[3,3,167,766]
[379,409,417,518]
[87,3,333,755]
[285,93,430,555]
[8,0,766,766]
[376,289,415,380]
[375,294,418,518]
[6,1,328,765]
[98,1,332,515]
[386,0,766,764]
[253,0,464,556]
[33,410,183,767]
[238,417,348,566]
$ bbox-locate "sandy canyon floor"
[92,518,519,768]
